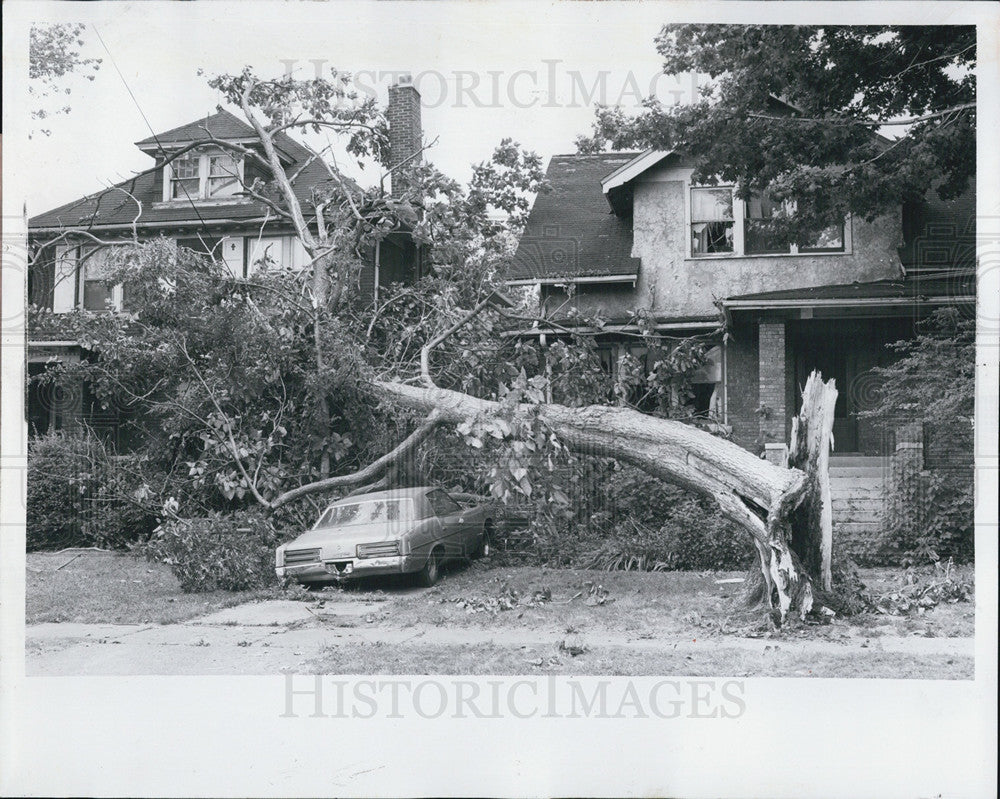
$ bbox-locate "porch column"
[758,322,787,445]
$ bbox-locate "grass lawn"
[26,550,257,625]
[324,560,976,640]
[26,551,974,639]
[25,551,974,678]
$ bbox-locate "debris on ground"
[527,655,563,668]
[583,582,613,606]
[871,559,973,616]
[558,639,589,657]
[445,584,553,615]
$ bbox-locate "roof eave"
[722,295,975,310]
[600,149,675,193]
[505,273,639,287]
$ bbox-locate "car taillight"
[356,541,400,558]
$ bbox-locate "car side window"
[428,491,462,517]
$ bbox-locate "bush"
[27,431,158,551]
[143,510,282,592]
[522,464,754,572]
[579,495,753,572]
[859,308,975,565]
[882,461,974,566]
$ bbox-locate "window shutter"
[287,236,309,270]
[219,237,245,278]
[52,245,78,313]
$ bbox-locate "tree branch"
[420,294,496,388]
[269,410,443,510]
[745,102,975,127]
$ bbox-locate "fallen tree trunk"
[376,370,841,623]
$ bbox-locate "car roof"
[325,487,439,507]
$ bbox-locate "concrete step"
[835,521,884,535]
[833,509,883,520]
[834,515,883,526]
[829,456,890,467]
[831,491,885,504]
[830,487,887,499]
[833,494,885,510]
[829,467,888,478]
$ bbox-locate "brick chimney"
[386,74,422,196]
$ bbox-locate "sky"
[8,1,699,216]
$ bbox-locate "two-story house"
[508,149,975,538]
[509,149,975,453]
[27,77,426,440]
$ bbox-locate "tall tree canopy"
[577,25,975,239]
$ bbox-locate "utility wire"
[91,24,209,230]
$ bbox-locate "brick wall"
[758,322,787,445]
[386,77,422,197]
[725,321,759,450]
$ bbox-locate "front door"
[792,320,862,453]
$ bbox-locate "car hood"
[282,521,416,549]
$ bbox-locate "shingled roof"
[507,153,642,283]
[29,108,335,232]
[134,109,258,149]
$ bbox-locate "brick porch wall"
[758,322,787,445]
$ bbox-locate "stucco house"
[509,149,975,451]
[26,77,426,440]
[508,149,975,536]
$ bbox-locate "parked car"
[275,487,494,587]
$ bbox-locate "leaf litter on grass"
[444,584,554,615]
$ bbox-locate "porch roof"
[722,270,975,312]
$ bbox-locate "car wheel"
[419,549,442,587]
[475,522,494,559]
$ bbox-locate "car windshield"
[315,498,415,528]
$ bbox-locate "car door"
[427,490,471,557]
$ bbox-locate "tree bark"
[375,374,840,622]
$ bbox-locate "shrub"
[579,496,753,572]
[882,460,974,566]
[859,308,975,565]
[522,463,754,571]
[143,510,282,592]
[27,430,158,551]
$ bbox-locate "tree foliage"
[28,66,568,521]
[30,65,726,526]
[860,308,974,564]
[577,25,975,238]
[29,23,102,135]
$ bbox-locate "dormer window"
[166,147,243,202]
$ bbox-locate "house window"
[170,153,201,200]
[79,246,127,312]
[690,186,846,257]
[691,187,735,255]
[207,152,241,198]
[744,193,792,255]
[799,221,845,252]
[167,148,243,202]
